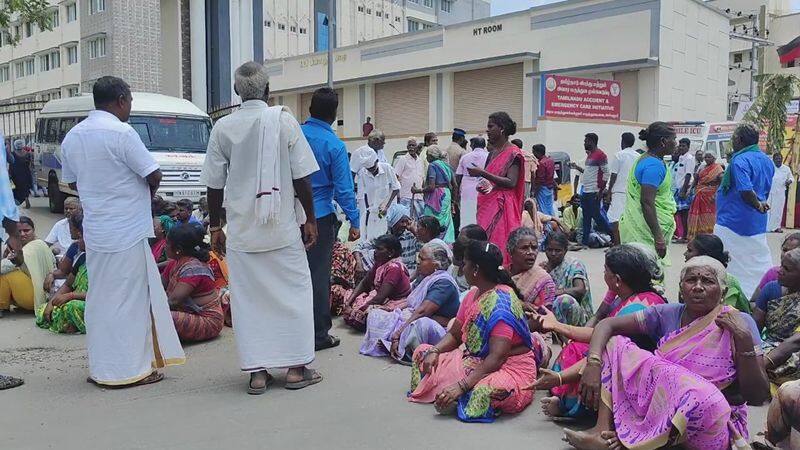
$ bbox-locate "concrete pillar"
[189,0,207,111]
[441,71,454,132]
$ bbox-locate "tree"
[0,0,52,44]
[743,73,800,154]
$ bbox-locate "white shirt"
[45,218,74,251]
[609,147,640,193]
[349,145,387,173]
[200,100,319,253]
[671,151,696,190]
[356,162,400,212]
[771,164,793,195]
[61,110,159,253]
[393,153,425,200]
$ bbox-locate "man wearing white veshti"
[201,61,323,394]
[60,76,184,387]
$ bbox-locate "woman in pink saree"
[470,112,526,265]
[565,256,770,450]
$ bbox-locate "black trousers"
[307,213,336,345]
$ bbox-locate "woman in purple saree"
[565,256,770,450]
[360,240,460,363]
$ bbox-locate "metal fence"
[0,100,47,144]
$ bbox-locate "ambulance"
[671,121,738,163]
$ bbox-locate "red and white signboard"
[541,75,622,121]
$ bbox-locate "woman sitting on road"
[162,224,224,343]
[36,213,88,334]
[540,231,593,327]
[361,239,459,363]
[528,244,666,420]
[563,256,769,450]
[0,216,57,316]
[507,227,556,309]
[684,233,751,313]
[343,234,412,331]
[408,241,537,423]
[754,248,800,386]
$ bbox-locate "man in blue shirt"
[301,88,360,351]
[715,123,774,298]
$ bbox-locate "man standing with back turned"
[201,62,322,394]
[61,76,184,387]
[301,88,360,351]
[714,123,774,298]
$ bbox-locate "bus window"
[45,119,59,143]
[58,118,77,143]
[719,140,732,159]
[705,141,718,157]
[36,118,46,142]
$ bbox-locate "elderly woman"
[684,234,751,313]
[563,256,769,450]
[508,227,556,309]
[343,234,412,331]
[0,217,57,316]
[540,231,593,327]
[470,112,526,264]
[408,240,537,423]
[528,244,666,419]
[687,152,724,241]
[754,248,800,386]
[763,379,800,449]
[360,240,459,362]
[413,145,456,243]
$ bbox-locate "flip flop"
[0,374,24,390]
[285,368,323,390]
[247,372,274,395]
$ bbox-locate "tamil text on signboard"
[541,75,621,121]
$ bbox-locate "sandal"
[285,368,323,390]
[0,374,24,390]
[247,371,274,395]
[315,335,341,351]
[88,372,164,389]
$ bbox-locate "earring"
[473,270,478,277]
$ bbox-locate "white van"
[35,93,211,212]
[672,121,737,163]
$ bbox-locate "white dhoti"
[607,192,627,223]
[357,196,367,238]
[85,239,185,385]
[227,238,314,371]
[768,188,788,231]
[460,195,477,228]
[714,224,772,298]
[364,208,388,241]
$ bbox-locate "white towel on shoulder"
[255,105,286,224]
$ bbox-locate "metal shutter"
[454,63,523,132]
[374,76,430,136]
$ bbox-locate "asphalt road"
[0,198,787,449]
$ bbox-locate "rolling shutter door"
[374,77,429,136]
[454,63,523,132]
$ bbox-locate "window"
[50,91,61,100]
[265,20,271,27]
[385,13,389,18]
[299,27,307,34]
[45,119,59,143]
[51,50,60,69]
[90,0,105,14]
[422,23,432,30]
[277,23,285,30]
[290,25,297,32]
[705,141,718,157]
[67,46,78,64]
[395,16,400,22]
[39,54,50,71]
[376,10,382,17]
[366,8,371,14]
[733,53,743,64]
[14,61,24,78]
[58,117,76,142]
[50,9,59,28]
[67,86,79,97]
[408,19,420,32]
[441,0,452,12]
[25,58,34,75]
[0,66,9,82]
[24,22,33,37]
[13,25,20,39]
[66,3,77,22]
[423,0,433,7]
[88,37,106,59]
[358,6,364,12]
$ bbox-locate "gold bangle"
[765,355,775,367]
[587,354,602,366]
[556,371,563,386]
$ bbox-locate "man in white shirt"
[606,132,640,245]
[44,197,81,255]
[356,152,400,240]
[350,129,388,233]
[671,138,696,243]
[201,62,322,394]
[61,76,184,388]
[393,137,425,217]
[768,151,794,232]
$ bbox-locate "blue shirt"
[634,156,666,188]
[0,134,19,223]
[716,150,774,236]
[425,279,461,318]
[301,118,360,226]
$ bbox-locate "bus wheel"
[48,178,64,213]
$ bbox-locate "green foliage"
[743,74,800,154]
[0,0,53,44]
